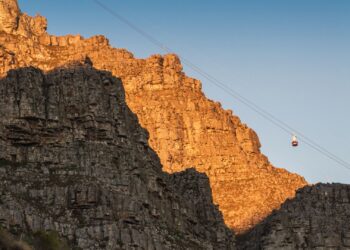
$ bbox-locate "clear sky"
[18,0,350,184]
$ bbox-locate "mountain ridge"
[0,0,307,233]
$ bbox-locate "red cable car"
[292,135,298,147]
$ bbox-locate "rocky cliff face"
[237,184,350,249]
[0,0,47,37]
[0,63,235,249]
[0,0,20,34]
[0,0,307,233]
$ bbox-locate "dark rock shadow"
[237,183,350,249]
[0,61,235,249]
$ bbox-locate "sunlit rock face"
[0,0,20,33]
[17,13,47,37]
[0,0,307,233]
[0,0,47,37]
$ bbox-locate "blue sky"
[19,0,350,184]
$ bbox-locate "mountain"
[0,0,307,233]
[0,63,235,249]
[237,184,350,249]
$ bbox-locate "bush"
[0,229,32,250]
[0,228,70,250]
[32,231,69,250]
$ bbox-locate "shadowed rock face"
[237,184,350,250]
[0,64,235,250]
[0,0,307,233]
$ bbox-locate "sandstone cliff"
[0,63,235,249]
[237,184,350,249]
[0,0,307,233]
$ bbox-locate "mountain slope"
[0,63,235,249]
[237,184,350,249]
[0,0,307,233]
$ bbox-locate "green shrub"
[0,229,32,250]
[32,231,69,250]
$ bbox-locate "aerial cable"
[92,0,350,172]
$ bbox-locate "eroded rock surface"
[0,0,20,34]
[0,64,235,249]
[0,0,307,233]
[0,0,47,37]
[237,184,350,250]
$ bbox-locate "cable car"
[292,135,298,147]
